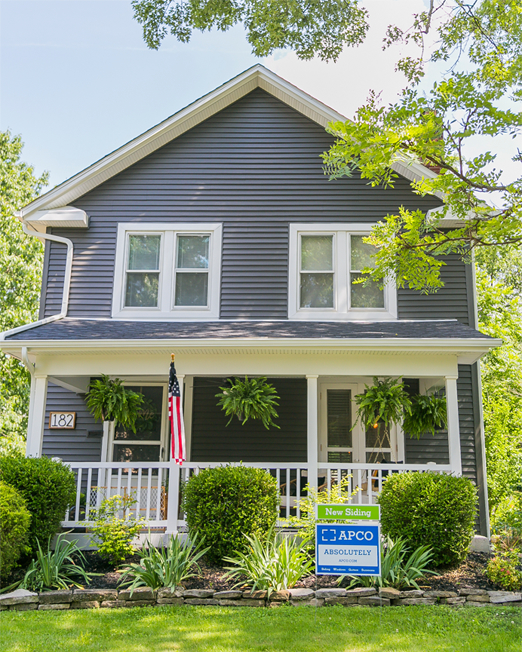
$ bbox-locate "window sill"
[288,310,398,321]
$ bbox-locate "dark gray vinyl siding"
[457,364,477,484]
[42,382,101,462]
[42,88,442,319]
[397,256,471,324]
[190,377,307,462]
[403,369,478,488]
[405,431,450,466]
[43,240,67,318]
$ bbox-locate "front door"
[108,384,168,463]
[319,383,398,464]
[319,384,362,463]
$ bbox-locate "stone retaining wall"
[1,586,521,611]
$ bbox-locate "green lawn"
[1,605,520,652]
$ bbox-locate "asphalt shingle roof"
[5,318,492,341]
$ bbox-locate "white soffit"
[18,65,438,220]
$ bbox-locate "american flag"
[169,360,185,466]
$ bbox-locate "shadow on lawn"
[1,605,521,652]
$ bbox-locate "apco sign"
[315,504,381,576]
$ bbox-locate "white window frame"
[112,223,222,320]
[289,223,397,320]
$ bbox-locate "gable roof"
[18,64,438,220]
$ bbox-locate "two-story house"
[0,65,499,538]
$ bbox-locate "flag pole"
[166,352,184,535]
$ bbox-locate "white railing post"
[166,464,180,535]
[445,375,462,476]
[306,375,319,492]
[26,375,48,458]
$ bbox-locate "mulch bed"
[82,550,497,593]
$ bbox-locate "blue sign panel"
[316,523,381,576]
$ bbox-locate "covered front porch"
[23,352,474,532]
[4,318,496,534]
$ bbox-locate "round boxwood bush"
[378,471,478,567]
[0,481,31,578]
[0,454,76,553]
[182,465,279,564]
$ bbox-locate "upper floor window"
[289,224,397,321]
[112,223,222,320]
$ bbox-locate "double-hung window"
[289,224,397,320]
[113,223,222,319]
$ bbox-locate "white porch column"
[306,375,319,491]
[26,375,48,458]
[445,375,462,476]
[166,374,185,535]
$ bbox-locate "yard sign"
[315,504,381,576]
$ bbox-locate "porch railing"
[62,461,452,531]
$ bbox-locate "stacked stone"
[1,587,521,611]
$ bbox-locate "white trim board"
[17,65,440,220]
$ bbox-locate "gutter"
[0,223,74,341]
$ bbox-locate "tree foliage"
[323,0,522,292]
[132,0,369,61]
[476,245,522,509]
[0,131,48,453]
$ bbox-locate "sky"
[0,0,432,189]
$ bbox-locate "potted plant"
[215,376,280,429]
[403,388,447,438]
[354,378,449,463]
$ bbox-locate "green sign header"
[316,504,380,521]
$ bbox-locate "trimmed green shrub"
[378,472,478,567]
[0,482,31,578]
[182,465,279,564]
[0,454,76,553]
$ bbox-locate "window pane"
[112,444,161,463]
[366,422,389,448]
[128,235,161,270]
[328,451,353,463]
[300,273,333,308]
[175,272,208,306]
[301,235,333,271]
[177,235,209,269]
[327,389,352,448]
[115,386,163,441]
[351,273,384,308]
[125,272,159,307]
[351,235,378,270]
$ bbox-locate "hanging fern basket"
[215,376,280,430]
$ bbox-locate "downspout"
[0,223,74,341]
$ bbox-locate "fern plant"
[403,393,447,438]
[86,375,144,432]
[216,376,280,429]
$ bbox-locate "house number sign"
[49,412,76,429]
